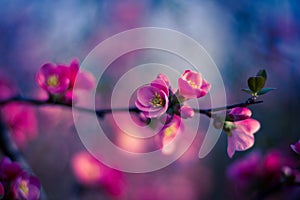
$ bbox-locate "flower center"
[19,180,29,196]
[47,75,59,87]
[187,80,198,89]
[150,93,164,108]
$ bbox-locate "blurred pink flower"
[227,151,261,187]
[262,150,285,180]
[12,172,40,200]
[157,115,181,149]
[135,74,170,118]
[0,157,22,182]
[1,103,37,148]
[59,58,96,102]
[179,105,194,119]
[71,151,125,196]
[290,140,300,154]
[227,150,292,198]
[178,70,211,99]
[36,62,70,95]
[227,119,260,158]
[228,107,252,121]
[0,75,17,100]
[0,157,40,200]
[0,182,4,199]
[36,59,96,102]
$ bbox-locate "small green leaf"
[256,69,267,80]
[257,88,276,95]
[248,76,266,93]
[242,88,254,95]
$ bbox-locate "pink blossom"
[135,74,170,118]
[36,59,96,101]
[227,119,260,158]
[290,140,300,154]
[36,62,70,95]
[178,70,211,99]
[228,107,252,121]
[1,103,37,148]
[179,105,194,119]
[12,172,40,200]
[71,151,125,196]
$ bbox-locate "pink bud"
[179,105,194,119]
[228,107,252,121]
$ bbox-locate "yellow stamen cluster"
[187,80,198,89]
[47,75,59,87]
[150,92,164,108]
[19,180,29,196]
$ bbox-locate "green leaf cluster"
[242,69,275,96]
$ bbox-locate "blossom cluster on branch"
[5,58,300,200]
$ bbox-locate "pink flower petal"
[182,70,202,86]
[157,73,170,88]
[136,86,158,106]
[178,78,198,98]
[151,78,169,97]
[75,71,96,90]
[227,119,260,158]
[199,79,211,96]
[234,119,260,135]
[290,140,300,154]
[69,59,80,79]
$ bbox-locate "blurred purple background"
[1,0,300,199]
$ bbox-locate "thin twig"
[193,98,263,117]
[0,96,262,119]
